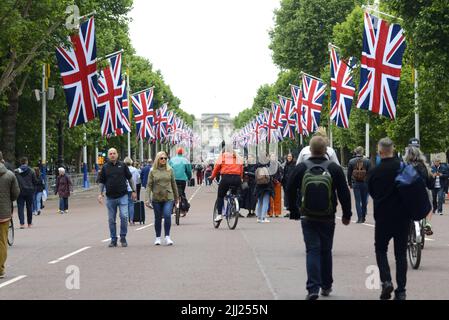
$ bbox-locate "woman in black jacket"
[241,158,257,217]
[33,168,45,216]
[281,153,296,217]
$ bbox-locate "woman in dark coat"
[240,158,258,217]
[55,167,72,214]
[281,153,296,217]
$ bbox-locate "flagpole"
[83,127,89,189]
[97,49,124,62]
[414,68,419,140]
[139,139,144,163]
[126,71,131,158]
[300,71,325,83]
[131,86,155,96]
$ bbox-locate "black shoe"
[356,219,362,224]
[120,238,128,247]
[380,281,394,300]
[305,292,319,300]
[321,287,332,297]
[394,291,406,300]
[108,240,117,248]
[284,213,290,218]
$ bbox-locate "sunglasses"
[160,157,167,160]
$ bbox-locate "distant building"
[199,113,233,162]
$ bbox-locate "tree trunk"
[1,81,19,164]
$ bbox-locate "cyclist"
[169,148,192,215]
[209,146,244,222]
[403,139,434,235]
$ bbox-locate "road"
[1,184,449,300]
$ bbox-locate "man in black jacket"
[287,136,352,300]
[15,157,37,228]
[347,146,371,223]
[367,137,408,300]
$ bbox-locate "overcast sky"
[129,0,280,119]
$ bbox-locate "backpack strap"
[304,159,332,171]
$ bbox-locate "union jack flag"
[357,12,406,119]
[290,84,305,135]
[96,53,123,136]
[330,47,355,128]
[301,74,326,134]
[265,108,282,143]
[56,17,97,128]
[131,88,155,140]
[279,96,296,140]
[256,112,268,143]
[116,79,131,135]
[155,103,169,141]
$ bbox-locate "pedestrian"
[241,155,257,217]
[281,153,296,218]
[254,157,274,223]
[55,167,72,214]
[367,137,409,300]
[195,163,204,185]
[97,148,136,248]
[124,157,140,225]
[145,151,179,246]
[296,127,340,165]
[431,158,448,216]
[32,168,45,216]
[15,157,38,228]
[140,159,152,191]
[347,146,371,223]
[0,152,20,279]
[204,164,213,185]
[268,154,283,218]
[169,148,192,203]
[287,136,352,300]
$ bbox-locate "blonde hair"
[153,151,171,171]
[124,157,133,166]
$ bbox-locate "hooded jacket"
[0,163,20,221]
[15,165,37,196]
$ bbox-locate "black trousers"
[374,219,409,293]
[136,183,141,200]
[176,180,187,198]
[217,175,241,214]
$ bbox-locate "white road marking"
[136,223,154,231]
[101,238,111,243]
[362,223,375,227]
[188,185,203,203]
[0,275,27,289]
[241,230,279,300]
[425,238,435,241]
[48,247,91,264]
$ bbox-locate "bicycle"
[213,185,239,230]
[7,218,14,246]
[407,218,426,269]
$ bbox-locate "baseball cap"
[408,138,420,148]
[177,148,184,155]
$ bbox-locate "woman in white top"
[296,127,340,165]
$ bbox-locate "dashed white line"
[48,247,91,264]
[188,185,203,203]
[0,275,27,289]
[425,238,435,241]
[101,238,111,243]
[136,223,154,231]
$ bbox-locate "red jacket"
[211,153,243,179]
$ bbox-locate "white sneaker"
[165,236,174,246]
[263,218,270,223]
[257,218,262,223]
[439,212,443,216]
[214,214,223,222]
[154,237,161,246]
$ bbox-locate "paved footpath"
[1,184,449,300]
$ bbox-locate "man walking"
[0,151,20,278]
[98,148,136,248]
[347,146,371,223]
[367,138,408,300]
[287,136,352,300]
[431,158,448,215]
[15,157,37,228]
[169,148,192,201]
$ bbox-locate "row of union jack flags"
[55,17,194,146]
[233,11,406,147]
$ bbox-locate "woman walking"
[254,160,274,223]
[33,168,45,216]
[145,151,179,246]
[55,167,72,214]
[281,153,296,217]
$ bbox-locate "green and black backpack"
[300,160,333,218]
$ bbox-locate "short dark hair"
[378,137,394,153]
[310,136,327,156]
[20,157,28,165]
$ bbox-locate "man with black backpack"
[347,146,371,223]
[287,136,352,300]
[15,157,38,229]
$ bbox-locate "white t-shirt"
[296,146,340,165]
[126,166,140,192]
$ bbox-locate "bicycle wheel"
[213,200,221,229]
[407,222,421,269]
[226,198,239,230]
[7,219,14,246]
[420,220,426,250]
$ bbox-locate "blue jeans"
[106,195,129,241]
[59,197,68,211]
[256,192,270,220]
[432,188,445,213]
[33,192,43,213]
[127,192,135,222]
[353,182,369,221]
[17,194,33,225]
[153,200,174,237]
[301,219,336,294]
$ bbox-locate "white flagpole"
[126,71,131,158]
[414,68,419,140]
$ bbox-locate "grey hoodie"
[0,163,20,220]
